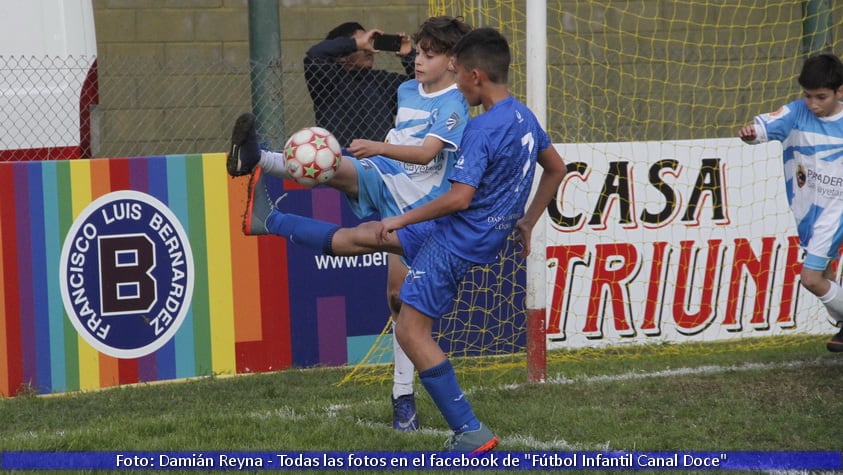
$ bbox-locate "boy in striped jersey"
[739,53,843,351]
[229,16,472,431]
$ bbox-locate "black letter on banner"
[547,161,589,229]
[589,161,634,226]
[641,159,680,225]
[99,235,157,315]
[682,157,726,222]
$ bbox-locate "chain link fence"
[96,56,256,158]
[1,50,416,161]
[1,56,96,160]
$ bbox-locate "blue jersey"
[751,98,843,264]
[435,96,551,263]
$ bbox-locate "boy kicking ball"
[229,16,473,433]
[236,27,567,452]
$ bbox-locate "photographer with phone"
[304,22,415,148]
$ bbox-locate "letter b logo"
[99,234,157,315]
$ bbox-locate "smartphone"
[373,33,402,52]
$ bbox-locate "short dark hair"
[413,16,472,55]
[326,22,365,40]
[798,53,843,91]
[453,27,511,84]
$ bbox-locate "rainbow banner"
[0,154,393,397]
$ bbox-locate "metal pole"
[248,0,285,149]
[802,0,832,56]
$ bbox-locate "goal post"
[524,0,548,383]
[344,0,842,387]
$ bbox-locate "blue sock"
[265,210,339,255]
[419,360,480,433]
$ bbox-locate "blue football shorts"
[397,224,476,320]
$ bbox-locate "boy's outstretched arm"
[378,182,475,241]
[347,136,447,165]
[514,145,567,257]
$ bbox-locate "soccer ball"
[283,126,342,187]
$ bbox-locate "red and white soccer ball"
[283,126,342,187]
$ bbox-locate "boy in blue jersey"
[251,27,567,452]
[739,52,843,352]
[228,16,472,432]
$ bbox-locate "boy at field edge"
[251,27,567,452]
[227,17,472,431]
[738,52,843,352]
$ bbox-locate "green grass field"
[1,334,841,474]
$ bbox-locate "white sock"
[258,150,292,179]
[819,280,843,326]
[392,322,414,399]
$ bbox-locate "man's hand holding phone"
[373,33,403,52]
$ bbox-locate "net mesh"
[342,0,843,385]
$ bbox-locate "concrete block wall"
[90,1,842,155]
[91,0,428,157]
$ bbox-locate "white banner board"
[545,138,829,349]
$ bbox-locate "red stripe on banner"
[107,159,141,385]
[261,234,292,369]
[118,357,140,386]
[108,158,132,190]
[235,235,292,372]
[89,159,127,389]
[0,164,23,395]
[0,167,7,396]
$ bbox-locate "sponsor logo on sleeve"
[446,111,460,130]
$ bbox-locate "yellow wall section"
[68,159,100,390]
[202,154,237,374]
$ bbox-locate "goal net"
[342,0,842,385]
